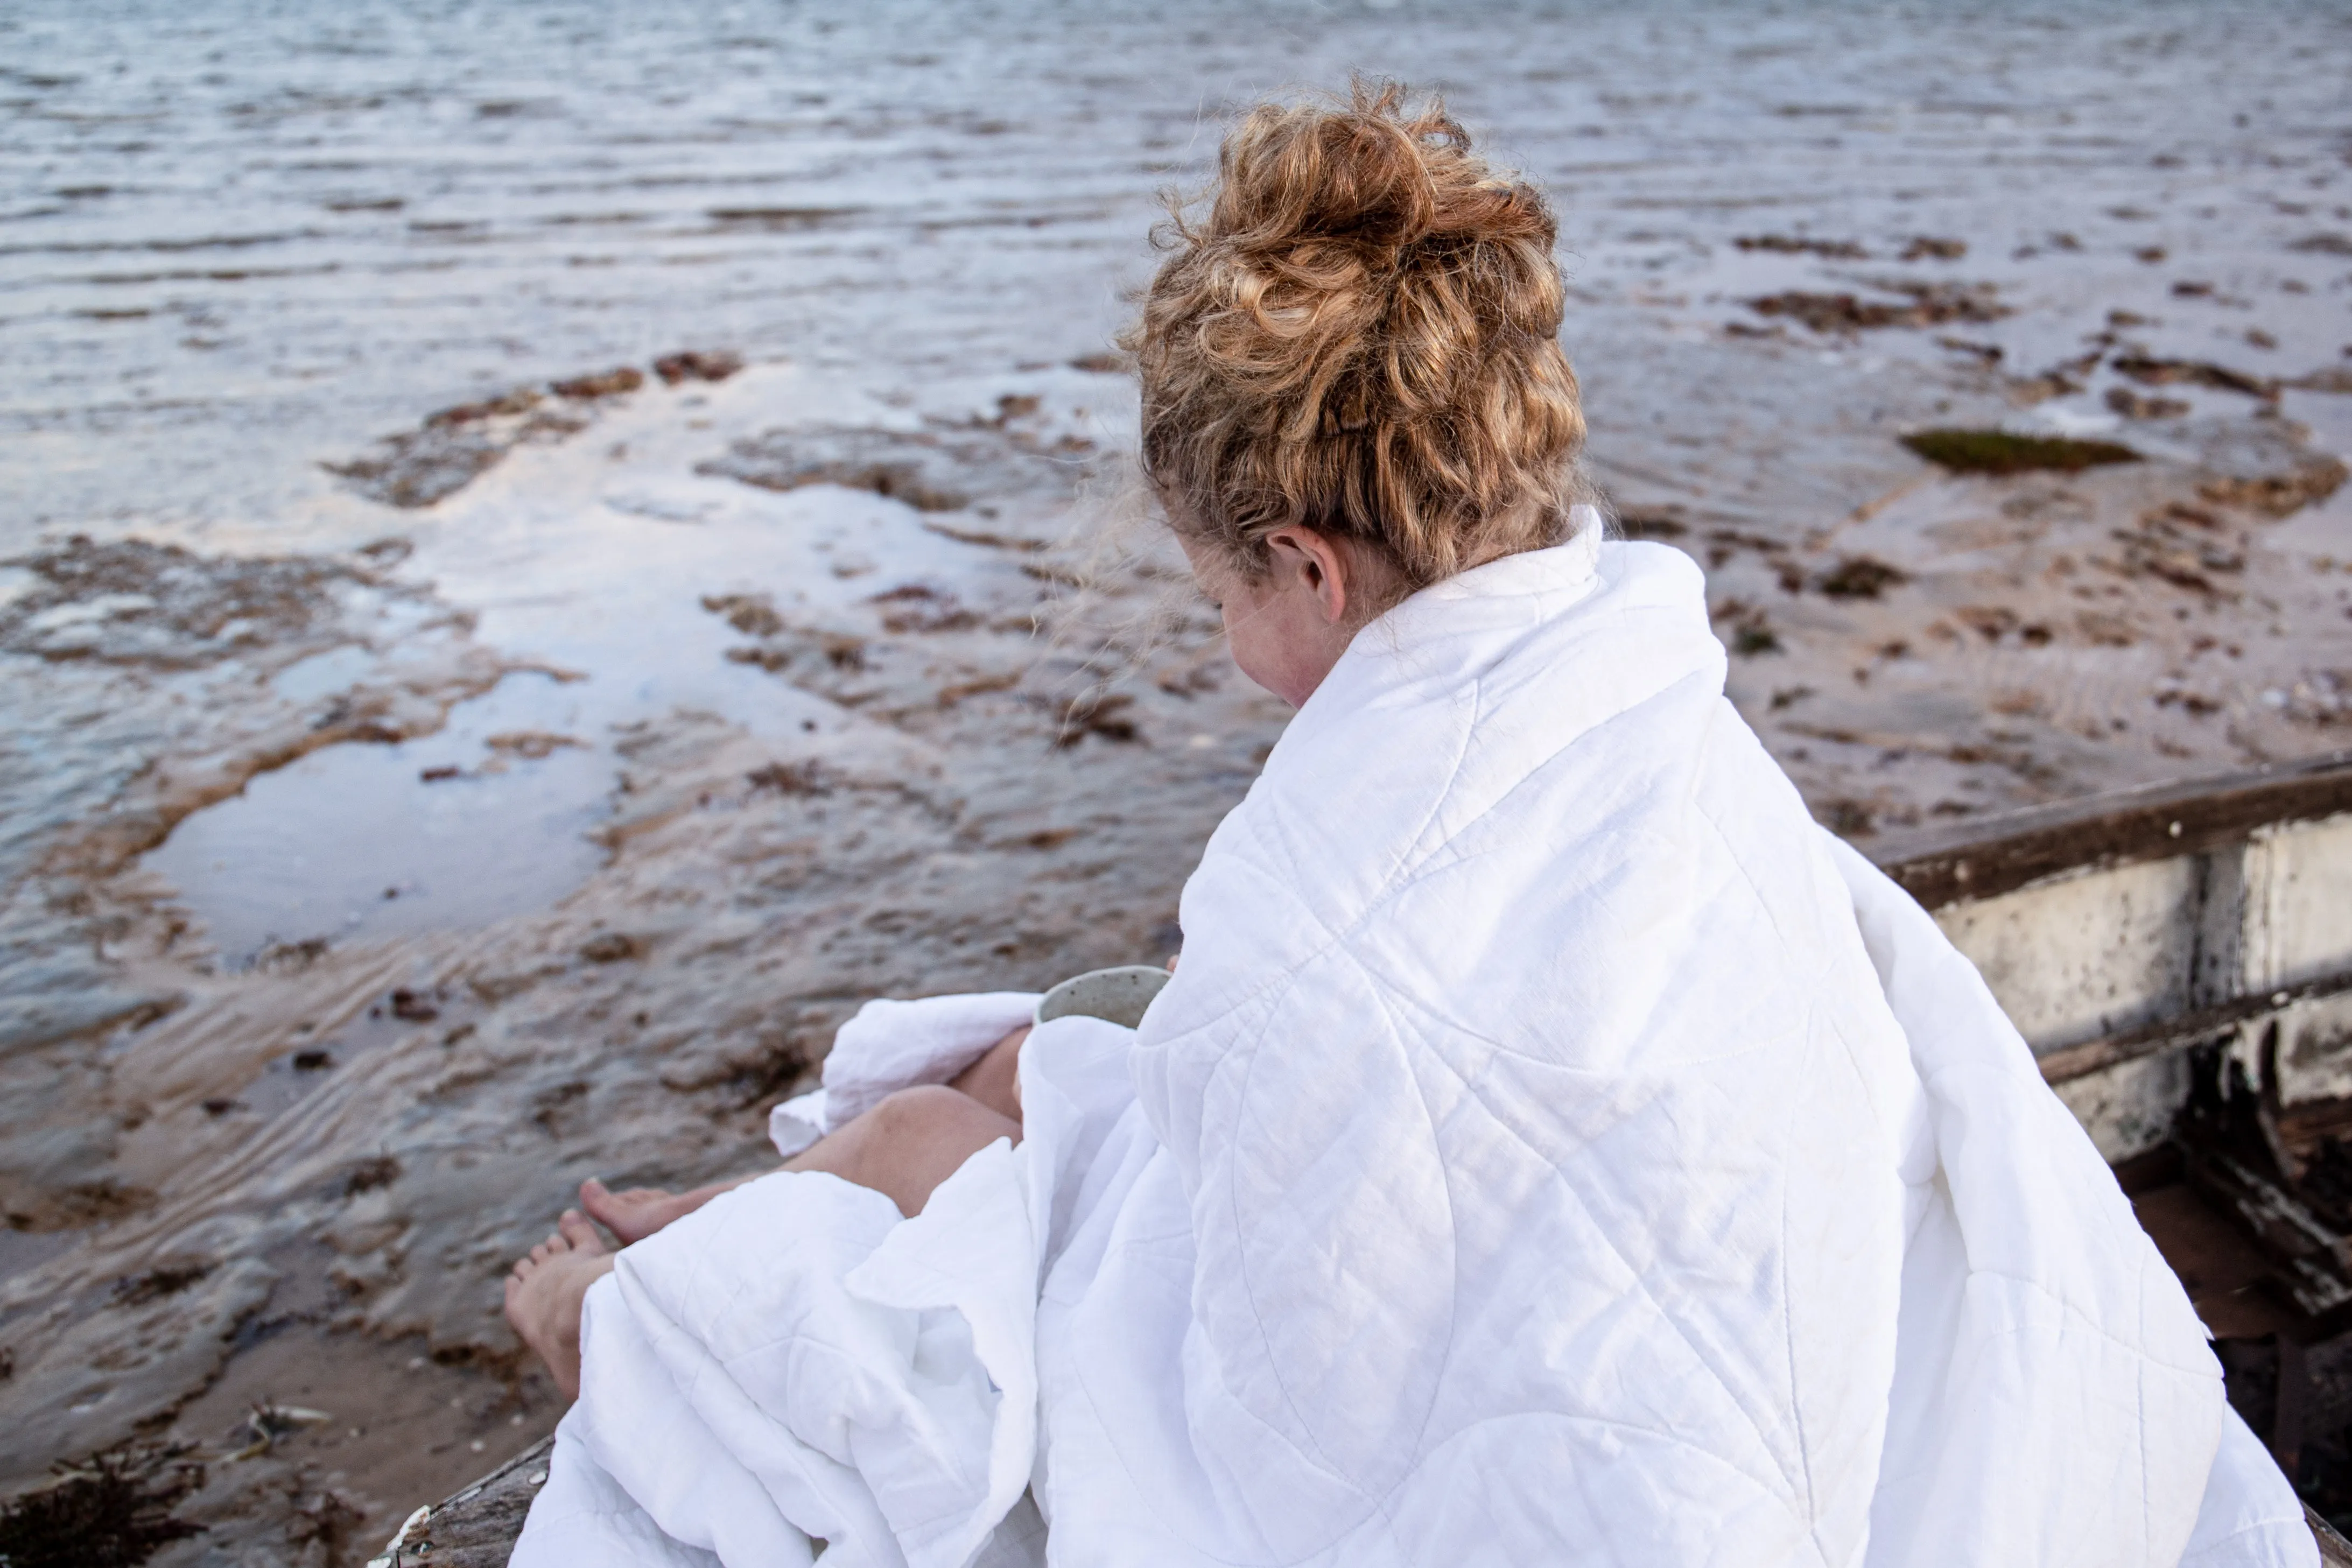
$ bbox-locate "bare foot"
[579,1178,694,1246]
[503,1210,614,1398]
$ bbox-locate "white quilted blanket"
[514,535,2313,1567]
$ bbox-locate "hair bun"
[1211,81,1552,268]
[1131,80,1593,594]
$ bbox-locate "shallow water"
[3,0,2351,1557]
[141,671,611,965]
[6,0,2348,534]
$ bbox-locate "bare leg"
[581,1024,1033,1244]
[509,1086,1019,1396]
[782,1084,1019,1218]
[580,1175,757,1245]
[503,1210,615,1398]
[947,1024,1029,1123]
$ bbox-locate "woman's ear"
[1262,527,1353,625]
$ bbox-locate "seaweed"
[2110,354,2277,400]
[1900,428,2139,476]
[1733,234,1866,258]
[1814,556,1909,599]
[0,536,365,668]
[1746,282,2004,333]
[698,428,972,512]
[0,1447,203,1568]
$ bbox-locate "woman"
[508,85,2311,1567]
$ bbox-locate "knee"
[867,1084,978,1140]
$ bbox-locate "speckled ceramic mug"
[1034,965,1170,1030]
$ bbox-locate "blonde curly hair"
[1128,81,1595,601]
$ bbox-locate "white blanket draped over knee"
[515,533,2311,1567]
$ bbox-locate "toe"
[558,1209,606,1251]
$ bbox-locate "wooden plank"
[1873,750,2352,910]
[2314,1504,2352,1566]
[368,1435,551,1568]
[2037,965,2352,1085]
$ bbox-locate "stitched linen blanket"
[514,533,2312,1567]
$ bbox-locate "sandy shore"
[2,1,2350,1558]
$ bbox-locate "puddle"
[0,1229,82,1288]
[144,671,611,967]
[270,644,380,704]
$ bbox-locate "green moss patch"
[1900,428,2139,475]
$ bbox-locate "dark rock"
[652,350,743,385]
[549,367,644,400]
[1815,556,1910,600]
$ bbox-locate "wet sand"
[3,1,2351,1558]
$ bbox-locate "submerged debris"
[0,536,373,667]
[869,583,978,634]
[1814,556,1910,600]
[2111,354,2277,400]
[1615,514,1688,541]
[549,366,643,400]
[1052,691,1140,747]
[746,761,830,796]
[2107,504,2246,596]
[1746,281,2005,333]
[1900,428,2139,475]
[698,428,972,512]
[1710,598,1783,656]
[652,350,743,385]
[1899,235,1968,260]
[1815,798,1877,836]
[482,731,587,761]
[1733,234,1866,258]
[2199,454,2349,519]
[110,1262,210,1308]
[2106,386,2190,420]
[328,351,739,507]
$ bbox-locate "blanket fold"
[518,536,2313,1568]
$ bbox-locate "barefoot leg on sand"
[516,1086,1016,1398]
[503,1211,614,1398]
[577,1024,1031,1245]
[579,1176,756,1245]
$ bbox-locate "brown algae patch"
[0,536,382,669]
[1900,429,2141,476]
[326,351,744,509]
[1745,281,2007,333]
